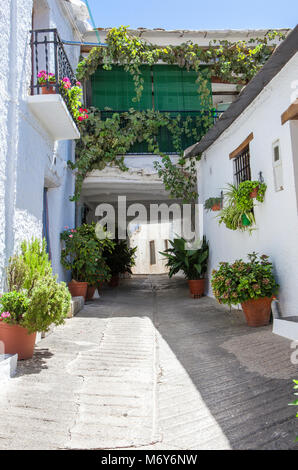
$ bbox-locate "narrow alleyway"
[0,276,297,450]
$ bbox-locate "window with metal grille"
[233,146,251,186]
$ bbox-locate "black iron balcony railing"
[99,110,223,154]
[30,28,77,117]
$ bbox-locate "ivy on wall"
[72,26,285,202]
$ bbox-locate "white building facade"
[185,27,298,338]
[0,0,90,290]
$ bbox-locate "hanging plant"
[204,197,222,212]
[218,181,266,232]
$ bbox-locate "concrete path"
[0,275,297,450]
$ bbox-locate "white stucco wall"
[0,0,82,289]
[197,52,298,317]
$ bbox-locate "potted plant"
[160,236,209,298]
[211,252,279,326]
[218,184,254,231]
[60,224,113,300]
[104,241,137,288]
[0,239,71,359]
[204,197,222,212]
[37,70,56,94]
[235,180,267,203]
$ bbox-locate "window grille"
[233,146,251,186]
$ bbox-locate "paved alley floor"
[0,275,297,450]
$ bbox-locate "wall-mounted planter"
[241,213,251,226]
[249,186,259,199]
[27,94,80,141]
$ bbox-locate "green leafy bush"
[160,236,209,280]
[23,276,71,333]
[0,291,30,325]
[2,239,71,333]
[104,241,137,276]
[60,223,114,285]
[211,252,279,306]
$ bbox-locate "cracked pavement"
[0,275,297,450]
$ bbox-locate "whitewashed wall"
[0,0,82,289]
[197,52,298,317]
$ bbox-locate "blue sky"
[86,0,297,30]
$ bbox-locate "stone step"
[0,354,18,380]
[273,317,298,341]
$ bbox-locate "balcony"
[99,110,223,154]
[28,29,80,141]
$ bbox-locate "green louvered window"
[91,64,212,153]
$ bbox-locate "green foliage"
[218,182,267,232]
[204,197,222,211]
[104,240,137,276]
[211,252,279,306]
[289,379,298,441]
[0,291,30,325]
[74,26,284,204]
[234,181,267,212]
[2,239,71,333]
[160,236,209,280]
[77,26,285,102]
[23,275,71,333]
[19,239,52,294]
[6,256,28,292]
[71,107,204,202]
[60,223,114,284]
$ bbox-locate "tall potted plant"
[0,239,71,359]
[60,224,113,300]
[160,236,209,298]
[104,241,136,288]
[211,252,279,326]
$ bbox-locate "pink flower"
[76,81,81,86]
[78,116,84,122]
[1,312,11,319]
[69,235,73,238]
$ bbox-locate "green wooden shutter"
[91,65,152,110]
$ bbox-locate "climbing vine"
[70,107,211,202]
[72,26,285,202]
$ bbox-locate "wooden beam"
[229,132,254,159]
[281,99,298,125]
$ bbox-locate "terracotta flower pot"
[241,296,273,327]
[188,279,205,298]
[41,84,56,95]
[109,274,119,288]
[0,322,36,360]
[211,203,221,211]
[249,187,259,198]
[86,285,96,301]
[68,280,88,300]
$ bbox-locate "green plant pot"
[241,213,251,226]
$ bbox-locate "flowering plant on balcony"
[37,70,56,84]
[60,77,88,123]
